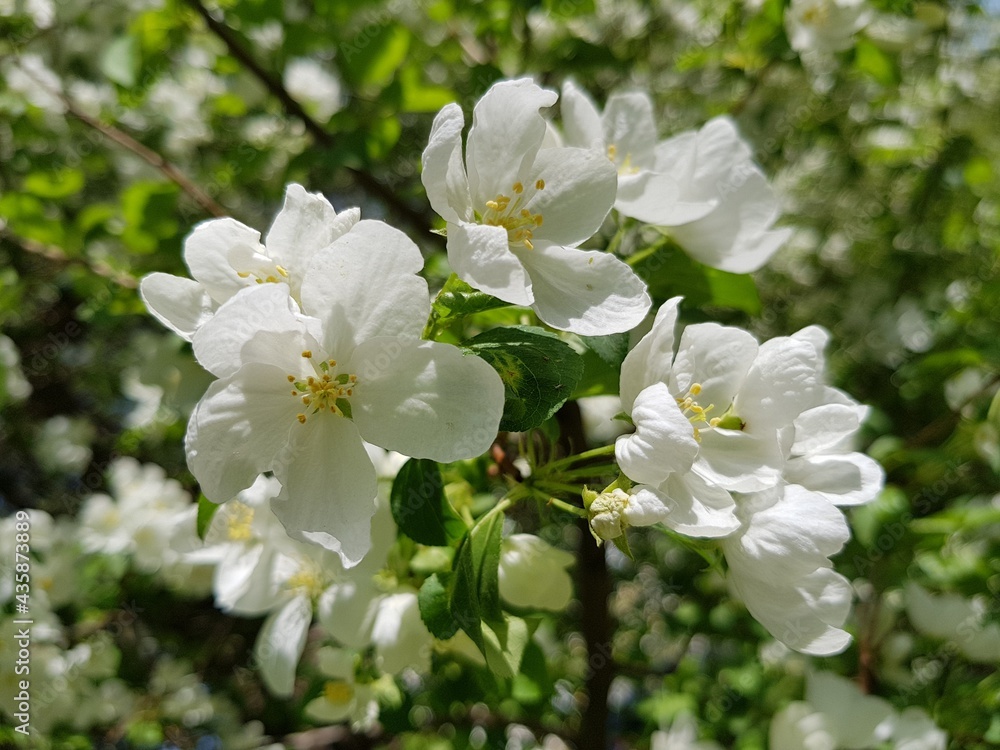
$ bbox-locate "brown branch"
[15,58,227,219]
[1,228,137,288]
[557,401,614,750]
[181,0,439,241]
[62,100,227,219]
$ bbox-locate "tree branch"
[180,0,438,240]
[1,227,138,288]
[557,401,614,750]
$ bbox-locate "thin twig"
[1,228,137,288]
[15,58,227,218]
[181,0,438,240]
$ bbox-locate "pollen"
[287,361,358,423]
[226,502,255,542]
[481,180,546,251]
[323,680,354,706]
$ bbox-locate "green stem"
[535,479,586,495]
[606,220,630,256]
[536,492,588,518]
[546,444,616,471]
[553,464,618,481]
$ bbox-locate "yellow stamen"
[297,413,307,424]
[302,350,313,358]
[535,179,545,190]
[513,182,523,194]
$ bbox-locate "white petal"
[671,322,759,412]
[602,91,657,169]
[806,672,896,750]
[264,184,359,290]
[737,336,823,438]
[255,594,312,697]
[559,79,604,149]
[448,221,534,307]
[785,453,884,506]
[904,582,984,641]
[271,415,378,567]
[192,284,321,379]
[299,219,429,354]
[622,486,672,527]
[350,338,504,462]
[185,364,300,502]
[184,217,262,304]
[769,703,837,750]
[528,146,617,247]
[214,543,269,615]
[139,273,216,341]
[421,103,473,224]
[616,383,698,486]
[498,534,575,612]
[657,473,740,538]
[318,580,379,649]
[791,404,863,455]
[370,591,433,674]
[615,171,714,225]
[619,296,682,413]
[730,563,853,656]
[520,243,650,335]
[665,172,790,273]
[892,708,948,750]
[466,78,557,207]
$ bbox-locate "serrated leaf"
[418,572,459,640]
[450,508,504,652]
[465,325,584,432]
[196,495,219,541]
[390,459,467,546]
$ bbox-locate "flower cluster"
[596,297,884,655]
[141,185,505,566]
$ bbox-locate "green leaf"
[399,65,455,113]
[417,572,459,640]
[854,39,898,86]
[339,24,410,90]
[390,459,467,546]
[23,168,85,199]
[450,507,504,651]
[481,615,529,679]
[429,275,508,329]
[511,639,552,705]
[631,241,760,314]
[580,332,630,370]
[101,35,140,87]
[196,495,219,541]
[464,325,584,432]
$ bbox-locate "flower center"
[236,263,290,285]
[288,351,358,424]
[286,564,326,599]
[607,144,641,176]
[225,502,255,542]
[323,680,354,706]
[481,179,545,250]
[801,1,831,25]
[675,383,744,441]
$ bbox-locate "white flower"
[368,589,434,674]
[651,714,723,750]
[723,484,854,655]
[585,487,670,542]
[617,297,830,538]
[905,582,1000,664]
[781,327,885,507]
[625,117,791,274]
[785,0,871,55]
[284,58,342,121]
[421,78,650,335]
[769,672,947,750]
[558,81,713,228]
[498,533,575,611]
[140,183,359,340]
[304,648,375,726]
[185,219,504,565]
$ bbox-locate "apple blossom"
[140,183,359,340]
[785,0,872,55]
[421,77,651,335]
[184,219,504,565]
[304,647,379,728]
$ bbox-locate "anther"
[287,375,296,382]
[276,265,289,277]
[513,182,523,194]
[302,350,313,358]
[535,179,545,190]
[237,271,250,278]
[297,414,307,424]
